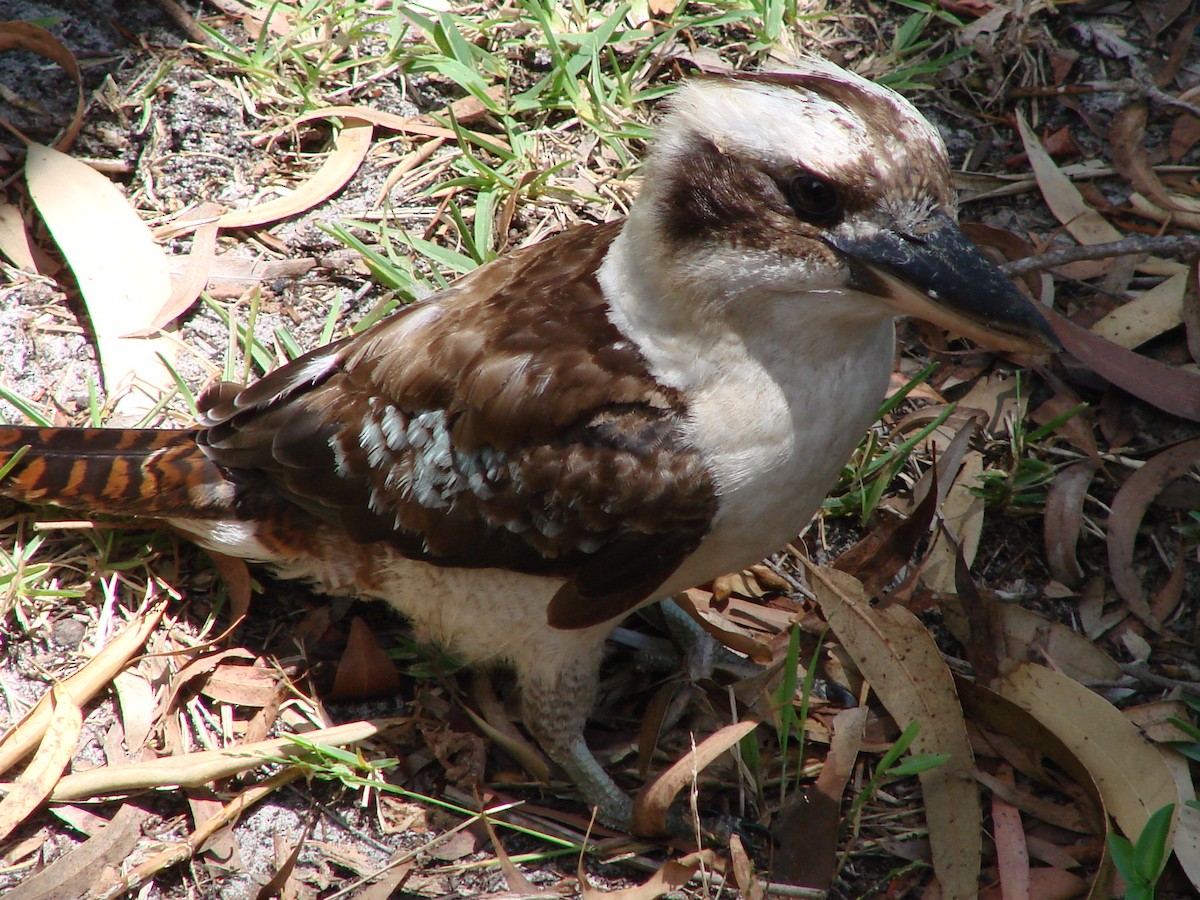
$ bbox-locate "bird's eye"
[786,172,841,222]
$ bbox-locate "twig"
[1120,661,1200,694]
[1010,74,1200,119]
[151,0,214,45]
[97,767,306,899]
[999,234,1200,276]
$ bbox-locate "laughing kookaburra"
[0,57,1057,833]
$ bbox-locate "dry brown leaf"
[729,833,765,900]
[834,481,938,599]
[579,848,719,900]
[630,718,760,837]
[774,706,866,889]
[1150,534,1187,624]
[1047,307,1200,421]
[0,601,165,777]
[465,674,551,783]
[49,804,112,838]
[1169,113,1200,162]
[215,119,373,229]
[1091,270,1187,349]
[806,564,980,900]
[1137,0,1192,37]
[1184,259,1200,364]
[112,671,156,754]
[330,616,402,700]
[997,605,1122,685]
[0,199,40,272]
[674,589,775,663]
[208,0,295,37]
[973,768,1093,833]
[1107,438,1200,625]
[0,687,83,844]
[480,811,541,894]
[922,453,986,593]
[991,764,1031,900]
[1110,103,1185,214]
[290,94,507,139]
[256,810,315,900]
[163,254,318,299]
[187,790,240,867]
[980,868,1089,900]
[1015,112,1122,247]
[1043,461,1099,588]
[3,803,148,900]
[24,143,176,419]
[1127,191,1200,232]
[161,648,257,717]
[1160,749,1200,894]
[1030,392,1098,460]
[349,859,413,900]
[128,202,222,336]
[50,718,403,801]
[202,663,284,708]
[0,21,85,150]
[205,549,254,627]
[993,663,1179,850]
[954,374,1022,438]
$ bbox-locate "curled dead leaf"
[1107,438,1200,625]
[630,718,760,838]
[1110,103,1186,213]
[1048,307,1200,421]
[0,21,85,149]
[579,848,720,900]
[24,143,176,419]
[991,663,1179,869]
[805,563,980,900]
[0,687,83,844]
[1043,461,1099,588]
[216,120,373,229]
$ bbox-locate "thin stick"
[999,234,1200,276]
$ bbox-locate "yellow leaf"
[1091,270,1187,349]
[994,663,1179,848]
[215,120,373,229]
[807,564,980,900]
[0,687,83,844]
[25,144,176,419]
[1014,113,1121,246]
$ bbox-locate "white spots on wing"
[380,405,407,451]
[330,433,351,477]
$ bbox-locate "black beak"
[828,210,1061,355]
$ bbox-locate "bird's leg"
[520,652,634,830]
[658,597,718,681]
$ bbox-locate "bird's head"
[629,57,1058,355]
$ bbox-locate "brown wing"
[196,222,718,627]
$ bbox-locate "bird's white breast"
[599,229,896,594]
[659,308,894,593]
